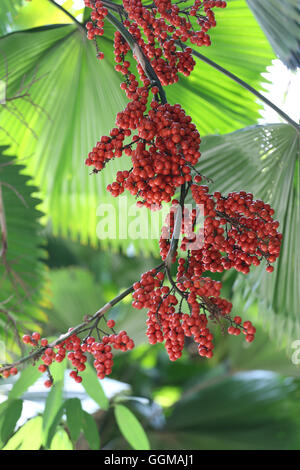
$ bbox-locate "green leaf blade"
[42,361,66,445]
[0,150,46,350]
[3,416,43,450]
[50,427,73,450]
[114,404,150,451]
[0,399,23,448]
[81,410,101,450]
[8,366,41,400]
[247,0,300,69]
[65,398,83,443]
[81,362,109,411]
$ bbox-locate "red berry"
[22,335,31,344]
[107,319,115,329]
[32,332,41,341]
[246,334,255,343]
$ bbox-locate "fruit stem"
[106,11,167,104]
[47,0,86,32]
[186,45,300,133]
[0,262,165,374]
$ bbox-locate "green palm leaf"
[44,267,149,347]
[169,0,275,134]
[152,371,300,450]
[247,0,300,69]
[0,24,133,248]
[0,147,45,354]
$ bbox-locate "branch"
[185,45,300,134]
[165,183,187,269]
[2,102,38,140]
[83,0,300,129]
[83,1,300,129]
[165,264,186,298]
[102,0,124,14]
[0,263,165,373]
[5,93,29,102]
[1,182,28,208]
[0,185,7,260]
[0,307,25,355]
[47,0,85,32]
[0,126,18,147]
[105,12,167,104]
[0,65,51,139]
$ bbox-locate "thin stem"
[0,263,165,373]
[186,45,300,133]
[165,184,187,268]
[165,264,186,298]
[48,0,85,32]
[105,12,167,104]
[0,185,7,259]
[86,2,166,102]
[79,0,299,129]
[0,308,25,355]
[5,93,28,102]
[102,0,124,14]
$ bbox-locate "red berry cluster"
[0,321,134,387]
[85,0,108,59]
[131,183,281,358]
[113,103,200,208]
[122,0,226,84]
[85,0,226,81]
[86,94,201,208]
[132,266,254,360]
[86,25,201,207]
[0,0,283,387]
[1,367,18,379]
[190,185,282,273]
[228,317,256,343]
[82,0,279,365]
[84,0,223,207]
[22,331,44,346]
